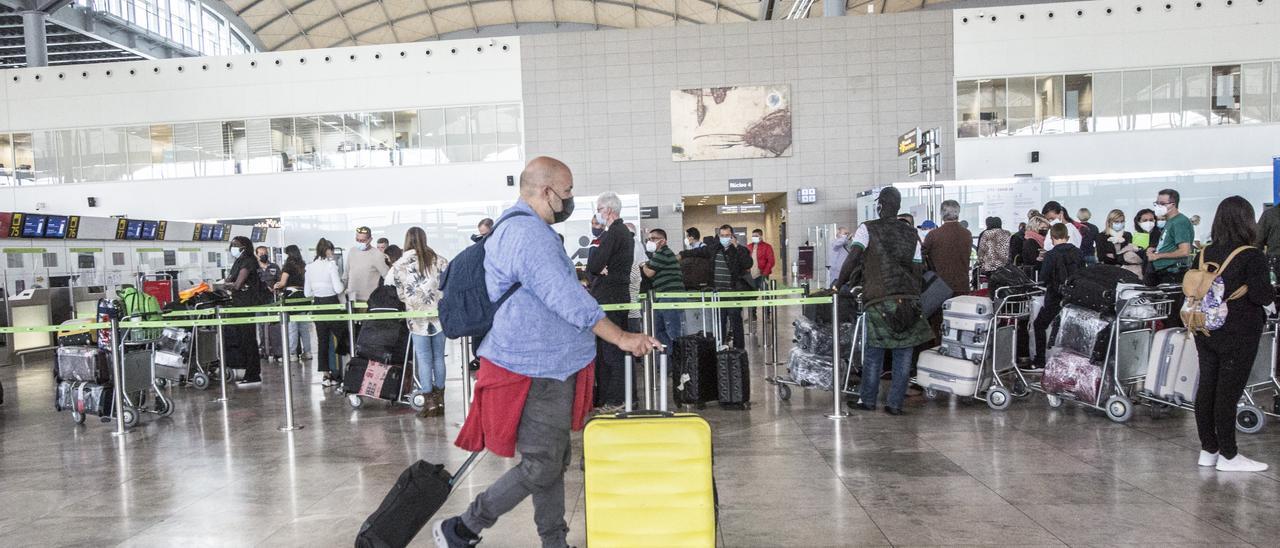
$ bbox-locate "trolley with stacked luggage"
[915,285,1042,410]
[767,287,859,402]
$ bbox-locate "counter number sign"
[67,216,80,239]
[8,213,23,238]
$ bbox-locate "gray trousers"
[461,374,575,548]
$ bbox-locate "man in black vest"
[835,188,933,415]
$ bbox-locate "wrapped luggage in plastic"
[787,348,834,390]
[1115,283,1165,320]
[1054,305,1113,363]
[792,316,854,356]
[1042,349,1102,403]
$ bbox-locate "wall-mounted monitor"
[141,220,159,240]
[250,226,266,243]
[211,225,226,241]
[20,214,46,238]
[124,219,144,240]
[199,224,214,241]
[43,215,68,239]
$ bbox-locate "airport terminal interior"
[1,0,1280,545]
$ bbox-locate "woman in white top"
[385,227,449,417]
[304,238,348,386]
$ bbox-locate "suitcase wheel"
[1104,395,1133,423]
[777,384,791,401]
[986,387,1011,411]
[191,373,210,391]
[1236,405,1265,434]
[71,410,86,425]
[348,394,364,409]
[122,406,139,428]
[1046,395,1064,409]
[923,388,939,401]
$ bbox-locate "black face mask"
[550,188,574,224]
[258,254,268,263]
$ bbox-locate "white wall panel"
[954,0,1280,79]
[1,38,522,131]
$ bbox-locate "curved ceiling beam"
[323,0,728,48]
[253,0,755,39]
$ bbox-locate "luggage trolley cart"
[91,313,175,427]
[1234,315,1280,434]
[1038,290,1173,423]
[923,286,1042,411]
[345,327,426,411]
[176,297,236,390]
[767,287,862,402]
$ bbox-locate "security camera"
[674,203,685,213]
[488,39,497,47]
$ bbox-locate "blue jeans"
[860,346,913,410]
[1083,254,1098,266]
[413,331,447,391]
[288,319,312,355]
[654,299,684,361]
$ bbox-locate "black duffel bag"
[1061,265,1141,314]
[988,264,1035,296]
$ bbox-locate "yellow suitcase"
[583,355,716,548]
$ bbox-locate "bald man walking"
[433,157,658,548]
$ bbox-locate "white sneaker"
[1198,450,1219,467]
[1216,454,1270,472]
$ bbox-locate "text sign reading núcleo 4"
[728,178,754,192]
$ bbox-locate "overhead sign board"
[639,206,659,219]
[717,204,766,214]
[796,188,817,204]
[898,128,920,156]
[728,178,754,192]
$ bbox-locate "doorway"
[679,192,787,281]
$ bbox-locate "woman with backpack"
[305,238,348,387]
[225,236,264,385]
[1190,196,1272,473]
[275,245,312,361]
[386,227,449,418]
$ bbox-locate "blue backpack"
[438,211,531,341]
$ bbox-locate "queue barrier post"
[213,307,229,403]
[642,290,655,410]
[109,318,129,437]
[460,337,474,420]
[346,300,357,364]
[826,295,848,420]
[278,311,303,432]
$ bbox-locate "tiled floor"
[2,315,1279,547]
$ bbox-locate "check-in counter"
[7,287,54,361]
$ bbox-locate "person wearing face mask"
[642,228,685,357]
[375,237,389,254]
[343,226,390,303]
[224,236,264,385]
[748,228,776,290]
[624,222,646,332]
[585,191,635,409]
[433,157,660,548]
[1133,208,1161,249]
[679,227,712,291]
[1039,201,1083,251]
[254,245,283,361]
[470,218,494,243]
[1077,208,1100,266]
[305,238,348,386]
[682,224,754,348]
[1021,215,1050,279]
[1148,189,1195,284]
[828,226,851,289]
[1096,209,1144,278]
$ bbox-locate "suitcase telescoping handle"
[622,353,670,416]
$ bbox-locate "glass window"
[1241,62,1270,124]
[341,114,371,168]
[392,110,420,166]
[1150,68,1182,129]
[125,125,152,179]
[76,127,106,182]
[0,134,13,186]
[12,132,33,185]
[444,107,472,163]
[31,130,60,185]
[495,104,522,160]
[366,112,394,168]
[419,108,444,165]
[171,122,199,178]
[270,118,297,171]
[293,117,319,171]
[1121,70,1151,131]
[1006,77,1035,136]
[244,119,274,174]
[471,105,498,161]
[1211,64,1241,125]
[977,79,1008,137]
[1092,72,1123,132]
[1275,61,1280,123]
[1063,74,1092,133]
[1182,66,1211,127]
[150,124,174,178]
[222,121,247,175]
[955,80,980,138]
[1034,75,1064,134]
[196,122,226,176]
[102,127,130,181]
[315,114,345,170]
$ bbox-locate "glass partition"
[392,110,420,166]
[0,133,12,186]
[125,125,151,179]
[1242,62,1271,124]
[1182,66,1211,127]
[1034,75,1064,134]
[444,107,472,163]
[1092,72,1123,132]
[420,108,445,165]
[956,80,979,138]
[1150,68,1181,129]
[1211,64,1241,125]
[1063,74,1092,133]
[1121,70,1151,131]
[12,132,33,184]
[1006,77,1035,136]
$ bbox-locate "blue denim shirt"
[477,200,605,380]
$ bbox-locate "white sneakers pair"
[1199,450,1270,472]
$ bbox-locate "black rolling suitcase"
[716,348,751,409]
[356,453,481,548]
[1062,265,1141,314]
[55,346,111,383]
[672,334,717,406]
